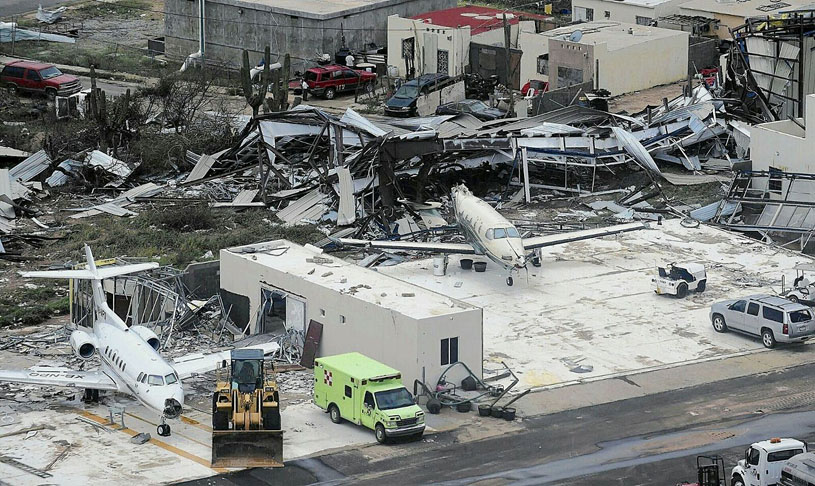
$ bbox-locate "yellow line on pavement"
[77,410,226,473]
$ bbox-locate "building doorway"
[257,287,306,334]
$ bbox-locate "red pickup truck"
[1,60,82,99]
[302,64,376,100]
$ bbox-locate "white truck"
[731,438,807,486]
[652,262,707,298]
[780,450,815,485]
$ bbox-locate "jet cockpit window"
[485,229,494,240]
[493,228,507,239]
[165,373,178,384]
[148,374,164,386]
[506,227,520,238]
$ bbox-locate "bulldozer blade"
[211,430,284,468]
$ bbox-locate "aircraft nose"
[163,397,182,419]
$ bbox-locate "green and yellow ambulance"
[313,352,425,443]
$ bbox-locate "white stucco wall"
[592,29,688,95]
[750,95,815,199]
[387,15,471,78]
[219,246,483,388]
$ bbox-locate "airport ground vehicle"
[652,262,707,297]
[211,348,283,468]
[1,60,82,99]
[313,352,425,444]
[781,263,815,305]
[710,295,815,348]
[732,438,806,486]
[302,64,376,99]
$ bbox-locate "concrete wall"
[386,15,471,79]
[571,0,687,24]
[593,31,688,95]
[165,0,455,72]
[548,39,595,91]
[415,80,465,115]
[219,249,483,387]
[750,95,815,199]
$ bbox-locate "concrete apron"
[515,341,815,418]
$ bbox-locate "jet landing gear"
[506,276,513,286]
[83,388,100,403]
[157,417,171,437]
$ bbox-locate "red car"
[302,64,376,100]
[1,60,82,99]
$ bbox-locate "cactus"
[241,46,271,118]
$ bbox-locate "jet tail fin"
[20,245,157,329]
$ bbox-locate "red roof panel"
[410,6,548,35]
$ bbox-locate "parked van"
[313,352,425,443]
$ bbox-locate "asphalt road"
[178,362,815,485]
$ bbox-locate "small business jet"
[0,245,278,437]
[337,184,646,286]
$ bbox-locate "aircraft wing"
[522,222,647,251]
[21,262,159,280]
[172,342,280,379]
[336,238,477,254]
[0,366,118,390]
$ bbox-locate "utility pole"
[502,14,515,116]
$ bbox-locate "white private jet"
[0,245,278,437]
[337,184,647,286]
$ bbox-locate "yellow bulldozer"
[211,348,283,468]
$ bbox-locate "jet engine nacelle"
[130,325,160,351]
[70,329,97,359]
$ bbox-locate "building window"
[345,385,352,398]
[769,166,783,193]
[402,37,415,60]
[340,315,346,324]
[557,66,584,86]
[537,54,549,75]
[636,16,653,25]
[604,10,610,18]
[320,309,326,317]
[437,49,449,75]
[441,337,459,365]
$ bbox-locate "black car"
[384,73,450,117]
[435,99,507,121]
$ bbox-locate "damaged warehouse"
[219,240,483,387]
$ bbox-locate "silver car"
[709,294,815,348]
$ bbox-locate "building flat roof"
[378,219,815,389]
[411,6,549,35]
[534,21,687,51]
[681,0,813,18]
[208,0,419,20]
[224,240,476,320]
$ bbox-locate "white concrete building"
[680,0,815,39]
[750,93,815,199]
[387,5,541,79]
[219,240,483,388]
[571,0,689,25]
[518,21,689,95]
